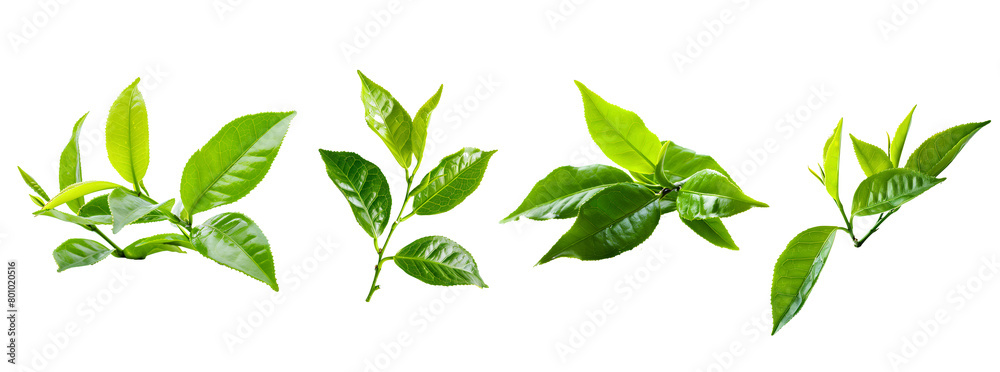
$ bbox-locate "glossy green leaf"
[42,181,122,210]
[33,209,100,226]
[17,166,49,201]
[851,168,944,216]
[78,194,168,225]
[676,170,768,220]
[394,236,487,288]
[358,71,413,169]
[655,141,732,186]
[904,121,990,177]
[630,171,655,184]
[849,134,892,177]
[123,233,191,259]
[575,81,660,174]
[318,150,391,238]
[192,213,278,291]
[822,119,843,204]
[59,112,89,212]
[771,226,839,334]
[501,165,631,223]
[412,148,496,215]
[538,183,660,264]
[658,195,677,215]
[30,195,45,207]
[108,188,175,234]
[180,111,296,216]
[890,105,916,167]
[680,216,737,250]
[411,85,443,163]
[53,239,111,272]
[106,78,149,187]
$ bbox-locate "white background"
[1,1,998,371]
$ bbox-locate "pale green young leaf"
[575,81,660,174]
[851,168,944,216]
[822,119,843,205]
[849,134,892,177]
[411,85,443,164]
[53,239,111,272]
[412,148,496,215]
[675,170,768,220]
[17,166,49,201]
[106,78,149,188]
[42,181,122,210]
[771,226,839,334]
[358,71,413,169]
[192,212,278,291]
[889,105,916,167]
[60,112,89,212]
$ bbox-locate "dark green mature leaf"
[655,141,731,186]
[108,188,175,234]
[823,119,843,205]
[43,181,122,210]
[676,170,768,220]
[658,195,677,214]
[106,78,149,188]
[575,81,660,174]
[394,236,487,287]
[192,213,278,291]
[53,239,112,272]
[851,168,944,216]
[358,71,413,169]
[501,165,631,223]
[849,134,892,177]
[680,216,737,250]
[411,85,443,164]
[17,166,49,201]
[890,105,916,167]
[538,183,660,264]
[180,111,296,216]
[123,233,191,259]
[412,148,496,215]
[78,194,168,225]
[904,121,990,177]
[60,113,89,213]
[771,226,839,334]
[318,150,392,238]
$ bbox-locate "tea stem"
[366,167,417,302]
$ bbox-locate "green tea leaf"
[851,168,944,216]
[501,164,631,223]
[904,121,990,177]
[192,212,278,291]
[43,181,122,210]
[889,105,916,167]
[680,216,737,250]
[412,148,496,215]
[411,85,443,164]
[29,195,45,207]
[318,150,392,238]
[394,236,487,288]
[108,188,175,234]
[358,71,413,169]
[630,171,655,184]
[180,111,296,216]
[538,183,660,264]
[849,134,892,177]
[33,209,101,226]
[17,166,49,201]
[106,78,149,188]
[123,233,191,259]
[78,194,168,225]
[59,112,89,212]
[822,119,843,204]
[655,141,732,186]
[53,239,112,272]
[575,81,660,174]
[676,170,768,220]
[771,226,839,334]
